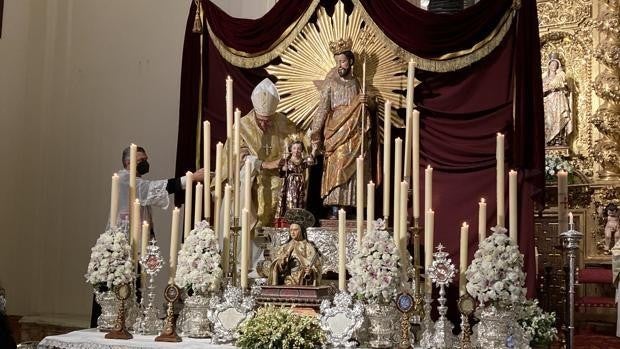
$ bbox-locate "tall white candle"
[400,180,409,282]
[569,211,573,226]
[338,209,347,291]
[393,138,403,242]
[404,59,415,179]
[204,120,211,222]
[424,209,434,294]
[141,220,150,258]
[558,170,568,234]
[367,181,375,233]
[129,144,137,235]
[478,198,487,245]
[496,133,505,227]
[412,110,420,219]
[226,76,233,140]
[241,208,249,289]
[194,182,203,226]
[184,171,193,239]
[222,184,232,276]
[383,100,392,219]
[356,156,364,247]
[109,173,119,228]
[214,142,223,237]
[508,170,518,242]
[234,109,241,218]
[169,207,180,284]
[424,165,433,214]
[244,158,251,211]
[132,199,141,265]
[459,222,469,296]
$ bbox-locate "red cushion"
[579,268,613,284]
[576,296,616,308]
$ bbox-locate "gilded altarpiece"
[536,0,620,327]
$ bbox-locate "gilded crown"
[548,52,560,61]
[329,38,353,55]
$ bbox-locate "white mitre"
[251,78,280,116]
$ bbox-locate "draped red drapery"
[175,0,544,295]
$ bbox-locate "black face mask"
[137,160,150,175]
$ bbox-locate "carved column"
[592,1,620,179]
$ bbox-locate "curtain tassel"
[192,1,203,34]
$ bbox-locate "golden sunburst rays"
[266,1,409,136]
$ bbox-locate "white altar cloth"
[38,329,236,349]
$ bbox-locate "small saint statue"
[274,140,316,222]
[268,222,322,286]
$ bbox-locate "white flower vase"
[178,293,212,338]
[365,301,396,348]
[94,290,117,331]
[477,304,526,348]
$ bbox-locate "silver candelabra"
[560,220,582,349]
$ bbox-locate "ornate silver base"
[366,302,396,348]
[178,294,212,338]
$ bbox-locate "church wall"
[0,0,196,325]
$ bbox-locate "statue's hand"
[359,93,368,105]
[261,159,280,170]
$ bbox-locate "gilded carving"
[537,0,591,29]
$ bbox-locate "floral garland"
[348,219,400,302]
[465,226,526,307]
[85,228,135,291]
[174,221,222,294]
[236,306,325,349]
[517,299,558,346]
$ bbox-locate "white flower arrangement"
[85,228,135,291]
[517,299,558,346]
[347,220,400,302]
[174,221,223,294]
[544,153,573,179]
[465,226,526,307]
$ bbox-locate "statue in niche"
[268,212,321,286]
[543,53,573,146]
[600,203,620,252]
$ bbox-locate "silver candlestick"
[560,220,582,349]
[427,244,457,349]
[134,238,164,334]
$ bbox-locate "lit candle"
[194,182,203,226]
[132,199,141,265]
[184,171,193,239]
[496,133,505,227]
[412,109,420,219]
[508,170,518,242]
[234,109,241,219]
[478,198,487,245]
[367,181,375,233]
[240,208,249,290]
[424,165,433,214]
[141,220,150,258]
[393,138,403,243]
[338,209,346,291]
[129,144,137,235]
[226,76,233,140]
[214,142,223,237]
[400,181,409,282]
[459,222,469,296]
[424,209,434,294]
[404,59,415,179]
[244,158,251,211]
[356,156,364,247]
[222,184,232,275]
[109,173,119,228]
[383,100,392,220]
[169,207,180,284]
[558,170,568,234]
[204,120,211,222]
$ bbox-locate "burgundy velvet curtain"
[175,0,544,294]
